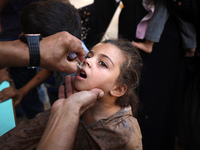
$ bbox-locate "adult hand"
[58,75,77,99]
[40,31,86,73]
[57,75,104,115]
[0,32,86,72]
[37,75,104,150]
[53,87,104,116]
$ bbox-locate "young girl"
[0,38,143,150]
[70,38,143,149]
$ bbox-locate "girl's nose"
[83,58,92,68]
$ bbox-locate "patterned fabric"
[73,106,142,150]
[78,6,91,42]
[0,107,142,150]
[0,110,50,150]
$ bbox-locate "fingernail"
[98,91,104,98]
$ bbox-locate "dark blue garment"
[0,37,44,119]
[9,67,44,119]
[0,0,43,119]
[0,0,38,38]
[0,38,44,119]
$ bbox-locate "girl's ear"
[110,84,127,97]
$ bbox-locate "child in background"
[0,0,44,119]
[71,38,143,149]
[0,38,143,150]
[0,0,83,106]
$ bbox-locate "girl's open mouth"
[79,68,87,78]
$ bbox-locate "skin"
[0,43,126,106]
[0,42,128,149]
[1,43,141,149]
[0,31,85,73]
[132,39,196,57]
[0,69,53,105]
[75,43,122,91]
[38,43,128,149]
[37,75,104,150]
[74,43,127,125]
[0,32,85,104]
[132,39,154,53]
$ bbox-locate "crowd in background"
[0,0,200,150]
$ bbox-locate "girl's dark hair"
[20,0,81,39]
[102,38,143,116]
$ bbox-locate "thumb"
[90,88,104,99]
[63,59,78,73]
[78,89,104,115]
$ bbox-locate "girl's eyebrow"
[100,54,114,66]
[90,50,114,66]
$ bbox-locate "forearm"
[20,69,53,96]
[0,32,85,73]
[0,40,29,69]
[36,69,53,85]
[37,80,103,150]
[37,105,79,150]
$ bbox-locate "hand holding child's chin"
[55,75,104,115]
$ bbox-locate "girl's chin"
[74,84,89,91]
[74,81,102,91]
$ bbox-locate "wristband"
[19,34,42,69]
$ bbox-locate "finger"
[63,59,78,74]
[0,99,7,103]
[74,89,104,107]
[65,75,73,97]
[75,89,104,115]
[1,87,12,96]
[132,41,136,45]
[58,85,65,99]
[90,88,104,99]
[4,87,16,97]
[0,91,10,102]
[66,35,86,62]
[14,100,21,107]
[0,76,12,83]
[0,92,3,102]
[69,40,86,62]
[71,76,76,93]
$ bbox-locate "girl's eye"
[85,55,90,59]
[99,61,107,68]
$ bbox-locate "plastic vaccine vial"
[76,57,83,69]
